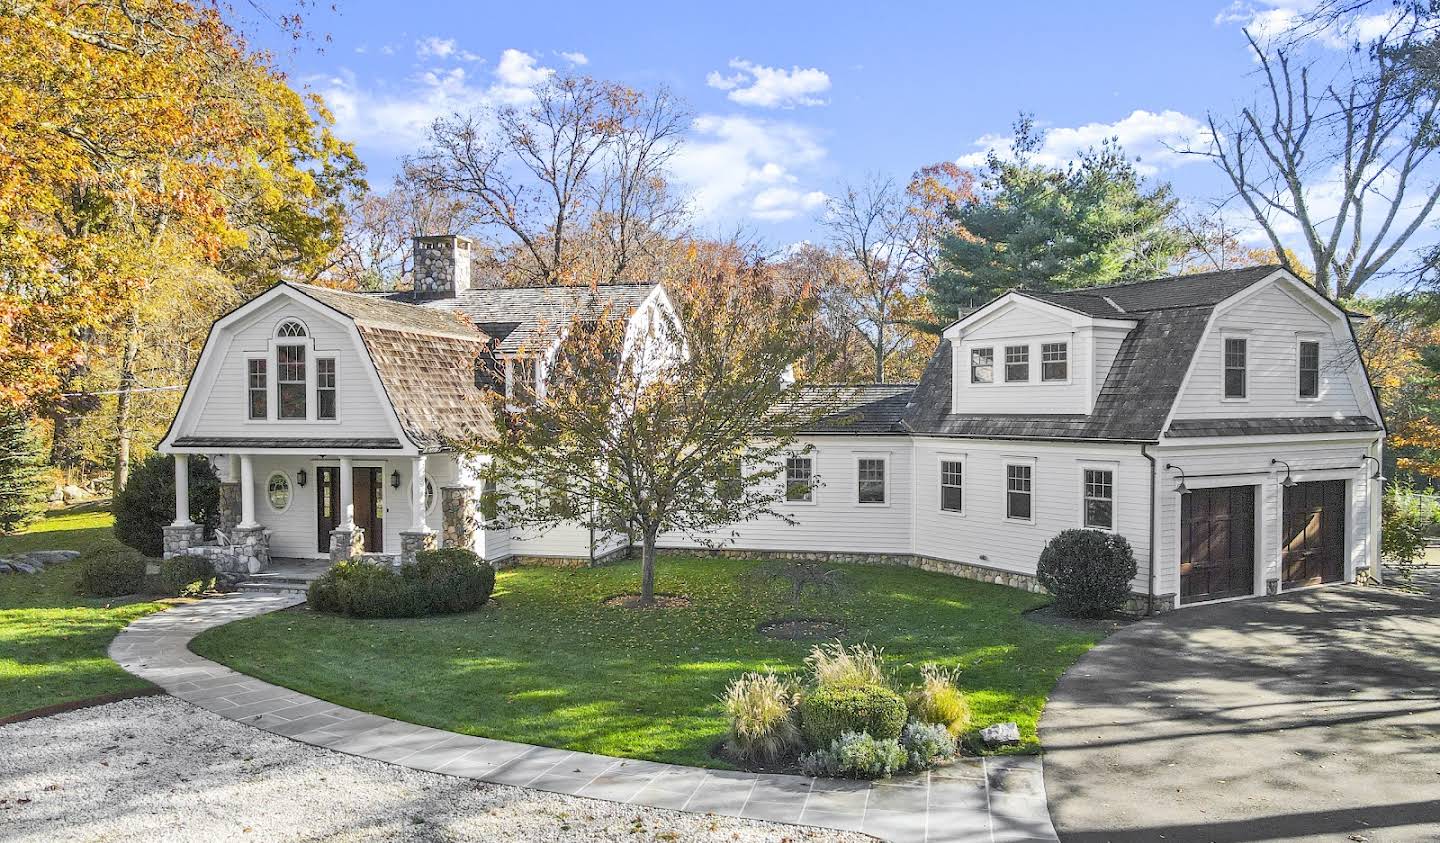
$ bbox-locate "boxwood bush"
[1037,528,1138,618]
[156,555,216,597]
[307,549,495,619]
[76,549,149,597]
[799,684,907,748]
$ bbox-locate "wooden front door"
[1180,485,1256,605]
[1282,480,1346,589]
[316,466,384,553]
[353,467,383,553]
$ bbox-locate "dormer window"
[509,357,537,403]
[970,347,994,384]
[1004,345,1030,382]
[1041,342,1068,382]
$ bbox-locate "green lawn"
[0,506,170,718]
[193,557,1099,766]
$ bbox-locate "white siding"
[911,438,1153,591]
[185,297,398,441]
[659,436,915,555]
[1151,439,1378,599]
[1171,283,1364,420]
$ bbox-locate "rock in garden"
[8,561,39,574]
[24,550,81,565]
[0,561,14,574]
[980,722,1021,746]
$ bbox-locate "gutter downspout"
[1142,444,1158,616]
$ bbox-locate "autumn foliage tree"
[476,261,834,605]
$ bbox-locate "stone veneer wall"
[399,530,437,565]
[441,486,477,552]
[161,524,204,559]
[412,236,471,298]
[329,527,365,563]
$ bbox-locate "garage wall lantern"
[390,470,402,489]
[1164,463,1188,494]
[1360,455,1386,482]
[1270,458,1298,487]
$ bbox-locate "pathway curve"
[109,592,1059,843]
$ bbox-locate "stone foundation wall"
[399,530,437,566]
[329,527,365,563]
[441,486,477,552]
[217,483,240,537]
[161,524,204,559]
[672,546,1047,593]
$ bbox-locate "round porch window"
[267,472,292,512]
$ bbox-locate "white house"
[160,240,1384,612]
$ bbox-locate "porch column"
[338,456,354,528]
[410,454,429,531]
[173,454,192,526]
[238,454,259,529]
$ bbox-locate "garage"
[1179,485,1256,604]
[1282,479,1347,589]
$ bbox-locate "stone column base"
[399,530,437,566]
[330,526,365,563]
[161,524,204,559]
[229,525,270,575]
[441,485,478,552]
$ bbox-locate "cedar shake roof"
[383,283,659,354]
[906,266,1291,442]
[791,384,917,435]
[285,283,496,452]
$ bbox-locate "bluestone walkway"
[109,592,1059,843]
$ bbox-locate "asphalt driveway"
[1040,569,1440,843]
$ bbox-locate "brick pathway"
[109,592,1058,843]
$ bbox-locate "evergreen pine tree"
[0,409,48,534]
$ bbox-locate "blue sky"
[247,1,1368,249]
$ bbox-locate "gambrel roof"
[903,266,1381,442]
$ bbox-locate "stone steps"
[236,579,310,596]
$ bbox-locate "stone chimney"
[411,234,473,299]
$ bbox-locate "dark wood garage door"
[1282,480,1346,589]
[1180,485,1256,605]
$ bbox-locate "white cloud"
[559,51,589,66]
[670,114,828,223]
[705,59,831,108]
[955,109,1209,176]
[417,37,456,59]
[316,50,558,152]
[1214,1,1404,48]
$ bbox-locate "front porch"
[161,449,486,578]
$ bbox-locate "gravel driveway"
[0,697,869,843]
[1041,569,1440,843]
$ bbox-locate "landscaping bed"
[192,555,1099,768]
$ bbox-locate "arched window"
[266,472,292,512]
[276,319,308,338]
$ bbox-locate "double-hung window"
[247,359,267,420]
[785,456,814,502]
[1298,340,1320,399]
[277,345,307,419]
[1004,345,1029,382]
[1224,337,1247,399]
[1041,342,1068,381]
[1006,463,1033,521]
[317,358,337,419]
[1083,468,1114,530]
[857,458,886,504]
[970,347,994,384]
[940,460,963,513]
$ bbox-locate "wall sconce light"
[1271,458,1297,487]
[1361,455,1386,482]
[296,468,308,487]
[390,470,402,489]
[1165,463,1188,494]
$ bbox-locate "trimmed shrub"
[1036,529,1138,618]
[307,551,496,619]
[409,547,496,614]
[156,556,215,597]
[799,684,907,748]
[76,550,148,597]
[905,663,971,736]
[805,641,888,689]
[900,721,957,771]
[799,731,907,779]
[113,453,220,557]
[722,670,800,763]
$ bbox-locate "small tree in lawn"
[475,260,835,606]
[0,408,48,534]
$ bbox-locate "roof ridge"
[1064,264,1282,295]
